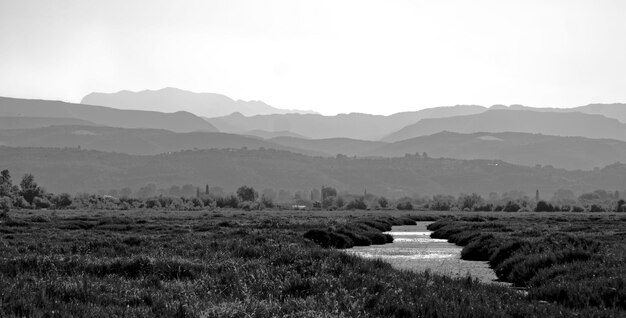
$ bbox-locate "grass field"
[1,209,624,317]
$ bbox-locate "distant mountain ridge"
[2,118,626,170]
[0,96,217,133]
[0,125,321,156]
[206,105,487,140]
[365,131,626,170]
[81,87,317,118]
[383,109,626,142]
[0,117,97,129]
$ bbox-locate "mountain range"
[382,109,626,142]
[0,96,217,133]
[1,91,626,178]
[82,87,317,118]
[0,123,625,171]
[206,105,487,140]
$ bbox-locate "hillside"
[206,105,487,140]
[2,147,624,197]
[0,117,97,129]
[0,96,217,133]
[243,130,310,140]
[0,126,320,156]
[82,87,316,118]
[269,136,386,157]
[574,103,626,123]
[366,131,626,170]
[383,109,626,142]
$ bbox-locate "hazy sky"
[1,0,625,115]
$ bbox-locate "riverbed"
[346,222,504,285]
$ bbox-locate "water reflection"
[346,222,503,284]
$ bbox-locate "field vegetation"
[428,214,626,313]
[1,208,624,317]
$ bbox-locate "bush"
[535,201,555,212]
[346,198,367,210]
[378,197,388,209]
[51,193,73,208]
[0,196,11,214]
[33,197,51,209]
[396,201,413,211]
[503,201,521,212]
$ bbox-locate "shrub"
[396,201,413,211]
[33,197,51,209]
[535,201,555,212]
[0,196,11,214]
[51,193,73,208]
[503,201,521,212]
[378,197,388,209]
[346,198,367,210]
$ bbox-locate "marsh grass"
[0,209,621,317]
[428,214,626,311]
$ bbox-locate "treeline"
[1,169,625,213]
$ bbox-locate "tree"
[458,193,483,211]
[378,196,389,209]
[346,197,367,210]
[51,193,73,208]
[431,194,456,211]
[321,186,337,208]
[0,196,11,214]
[19,174,44,205]
[535,200,555,212]
[321,186,337,201]
[310,188,321,201]
[236,185,257,202]
[0,169,15,197]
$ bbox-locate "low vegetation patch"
[428,214,626,311]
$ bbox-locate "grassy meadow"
[0,209,624,317]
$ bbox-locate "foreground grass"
[429,213,626,314]
[0,209,621,317]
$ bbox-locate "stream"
[346,222,506,285]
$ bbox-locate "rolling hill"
[206,105,487,140]
[82,87,317,118]
[0,117,97,129]
[0,125,321,156]
[1,147,624,198]
[383,109,626,142]
[0,96,217,133]
[269,136,385,157]
[365,131,626,170]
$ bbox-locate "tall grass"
[427,214,626,311]
[0,209,622,317]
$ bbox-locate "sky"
[1,0,625,116]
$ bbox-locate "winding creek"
[346,222,506,285]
